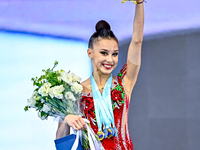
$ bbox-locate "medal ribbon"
[90,74,116,133]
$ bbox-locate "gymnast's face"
[88,38,119,75]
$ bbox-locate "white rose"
[41,104,51,113]
[32,92,38,99]
[38,111,47,120]
[71,82,83,94]
[61,72,73,84]
[71,73,81,82]
[64,91,76,101]
[27,97,36,108]
[49,85,65,99]
[38,82,51,97]
[48,88,54,98]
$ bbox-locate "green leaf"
[54,61,58,66]
[36,96,41,101]
[35,101,43,108]
[41,111,48,118]
[34,88,39,92]
[24,106,29,111]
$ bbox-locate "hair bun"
[95,20,111,32]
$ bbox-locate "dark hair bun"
[95,20,111,32]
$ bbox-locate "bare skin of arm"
[124,1,144,98]
[56,115,86,139]
[56,83,91,139]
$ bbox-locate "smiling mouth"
[102,64,113,69]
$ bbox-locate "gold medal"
[97,131,105,141]
[107,128,113,138]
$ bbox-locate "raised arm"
[124,1,144,97]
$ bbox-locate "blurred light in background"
[0,31,90,150]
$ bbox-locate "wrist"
[135,0,146,4]
[122,0,146,4]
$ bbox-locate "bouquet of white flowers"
[24,61,104,150]
[24,61,83,121]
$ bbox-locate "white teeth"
[104,64,112,68]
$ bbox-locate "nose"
[107,54,113,62]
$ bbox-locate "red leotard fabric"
[81,64,133,150]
